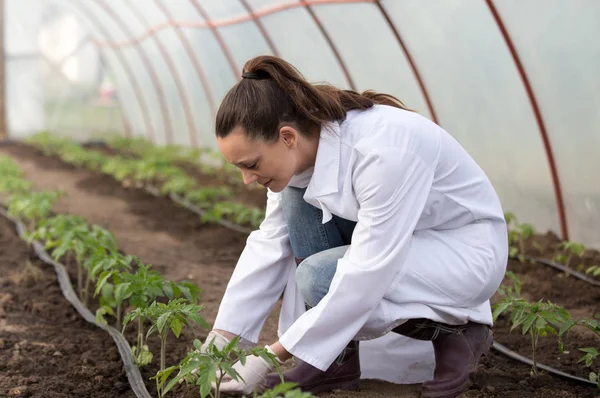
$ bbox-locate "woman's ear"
[279,126,298,149]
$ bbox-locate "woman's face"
[217,126,306,193]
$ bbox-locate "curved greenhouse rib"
[300,0,356,90]
[153,1,217,129]
[123,0,199,147]
[189,0,240,79]
[375,2,438,124]
[93,0,375,48]
[99,53,133,138]
[66,0,155,142]
[486,0,569,241]
[95,0,174,144]
[238,0,281,57]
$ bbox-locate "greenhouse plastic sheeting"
[5,0,600,249]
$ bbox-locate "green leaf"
[522,313,537,334]
[114,282,132,304]
[170,318,182,338]
[559,319,578,336]
[535,316,548,331]
[156,312,170,336]
[493,301,511,321]
[95,270,113,297]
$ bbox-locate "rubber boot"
[392,318,493,398]
[264,340,361,394]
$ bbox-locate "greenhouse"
[0,1,599,397]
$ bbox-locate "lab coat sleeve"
[278,148,436,371]
[212,189,295,344]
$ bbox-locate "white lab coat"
[213,105,508,382]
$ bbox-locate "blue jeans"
[281,186,357,308]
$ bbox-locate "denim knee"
[295,246,347,308]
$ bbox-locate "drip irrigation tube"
[491,342,597,387]
[520,255,600,287]
[0,206,152,398]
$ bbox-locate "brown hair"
[215,55,412,142]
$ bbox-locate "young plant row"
[493,271,599,386]
[102,134,254,189]
[26,132,266,230]
[505,212,600,278]
[0,155,313,398]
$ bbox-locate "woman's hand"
[218,353,276,395]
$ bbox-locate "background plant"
[504,212,537,261]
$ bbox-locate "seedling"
[586,265,600,278]
[504,212,536,261]
[0,176,32,195]
[578,347,598,367]
[0,155,24,177]
[155,337,284,398]
[118,263,166,365]
[27,214,90,296]
[125,298,207,397]
[7,190,62,230]
[184,187,233,209]
[493,272,571,374]
[552,241,586,272]
[160,175,196,196]
[91,250,137,326]
[202,201,265,229]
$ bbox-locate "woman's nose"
[241,169,258,185]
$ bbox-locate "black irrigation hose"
[491,342,597,387]
[519,255,600,287]
[0,207,152,398]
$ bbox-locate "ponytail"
[216,55,411,142]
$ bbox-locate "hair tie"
[241,70,270,80]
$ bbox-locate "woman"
[204,55,508,398]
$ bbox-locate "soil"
[0,212,134,398]
[1,142,599,398]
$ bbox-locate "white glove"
[217,346,283,395]
[186,331,259,381]
[200,330,231,353]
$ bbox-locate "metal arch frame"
[238,0,280,57]
[300,0,356,90]
[94,0,174,144]
[42,11,134,138]
[122,0,198,147]
[153,1,218,145]
[188,0,240,79]
[375,1,438,124]
[485,0,569,241]
[66,0,152,141]
[93,0,376,48]
[96,51,133,137]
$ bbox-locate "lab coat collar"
[304,121,341,223]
